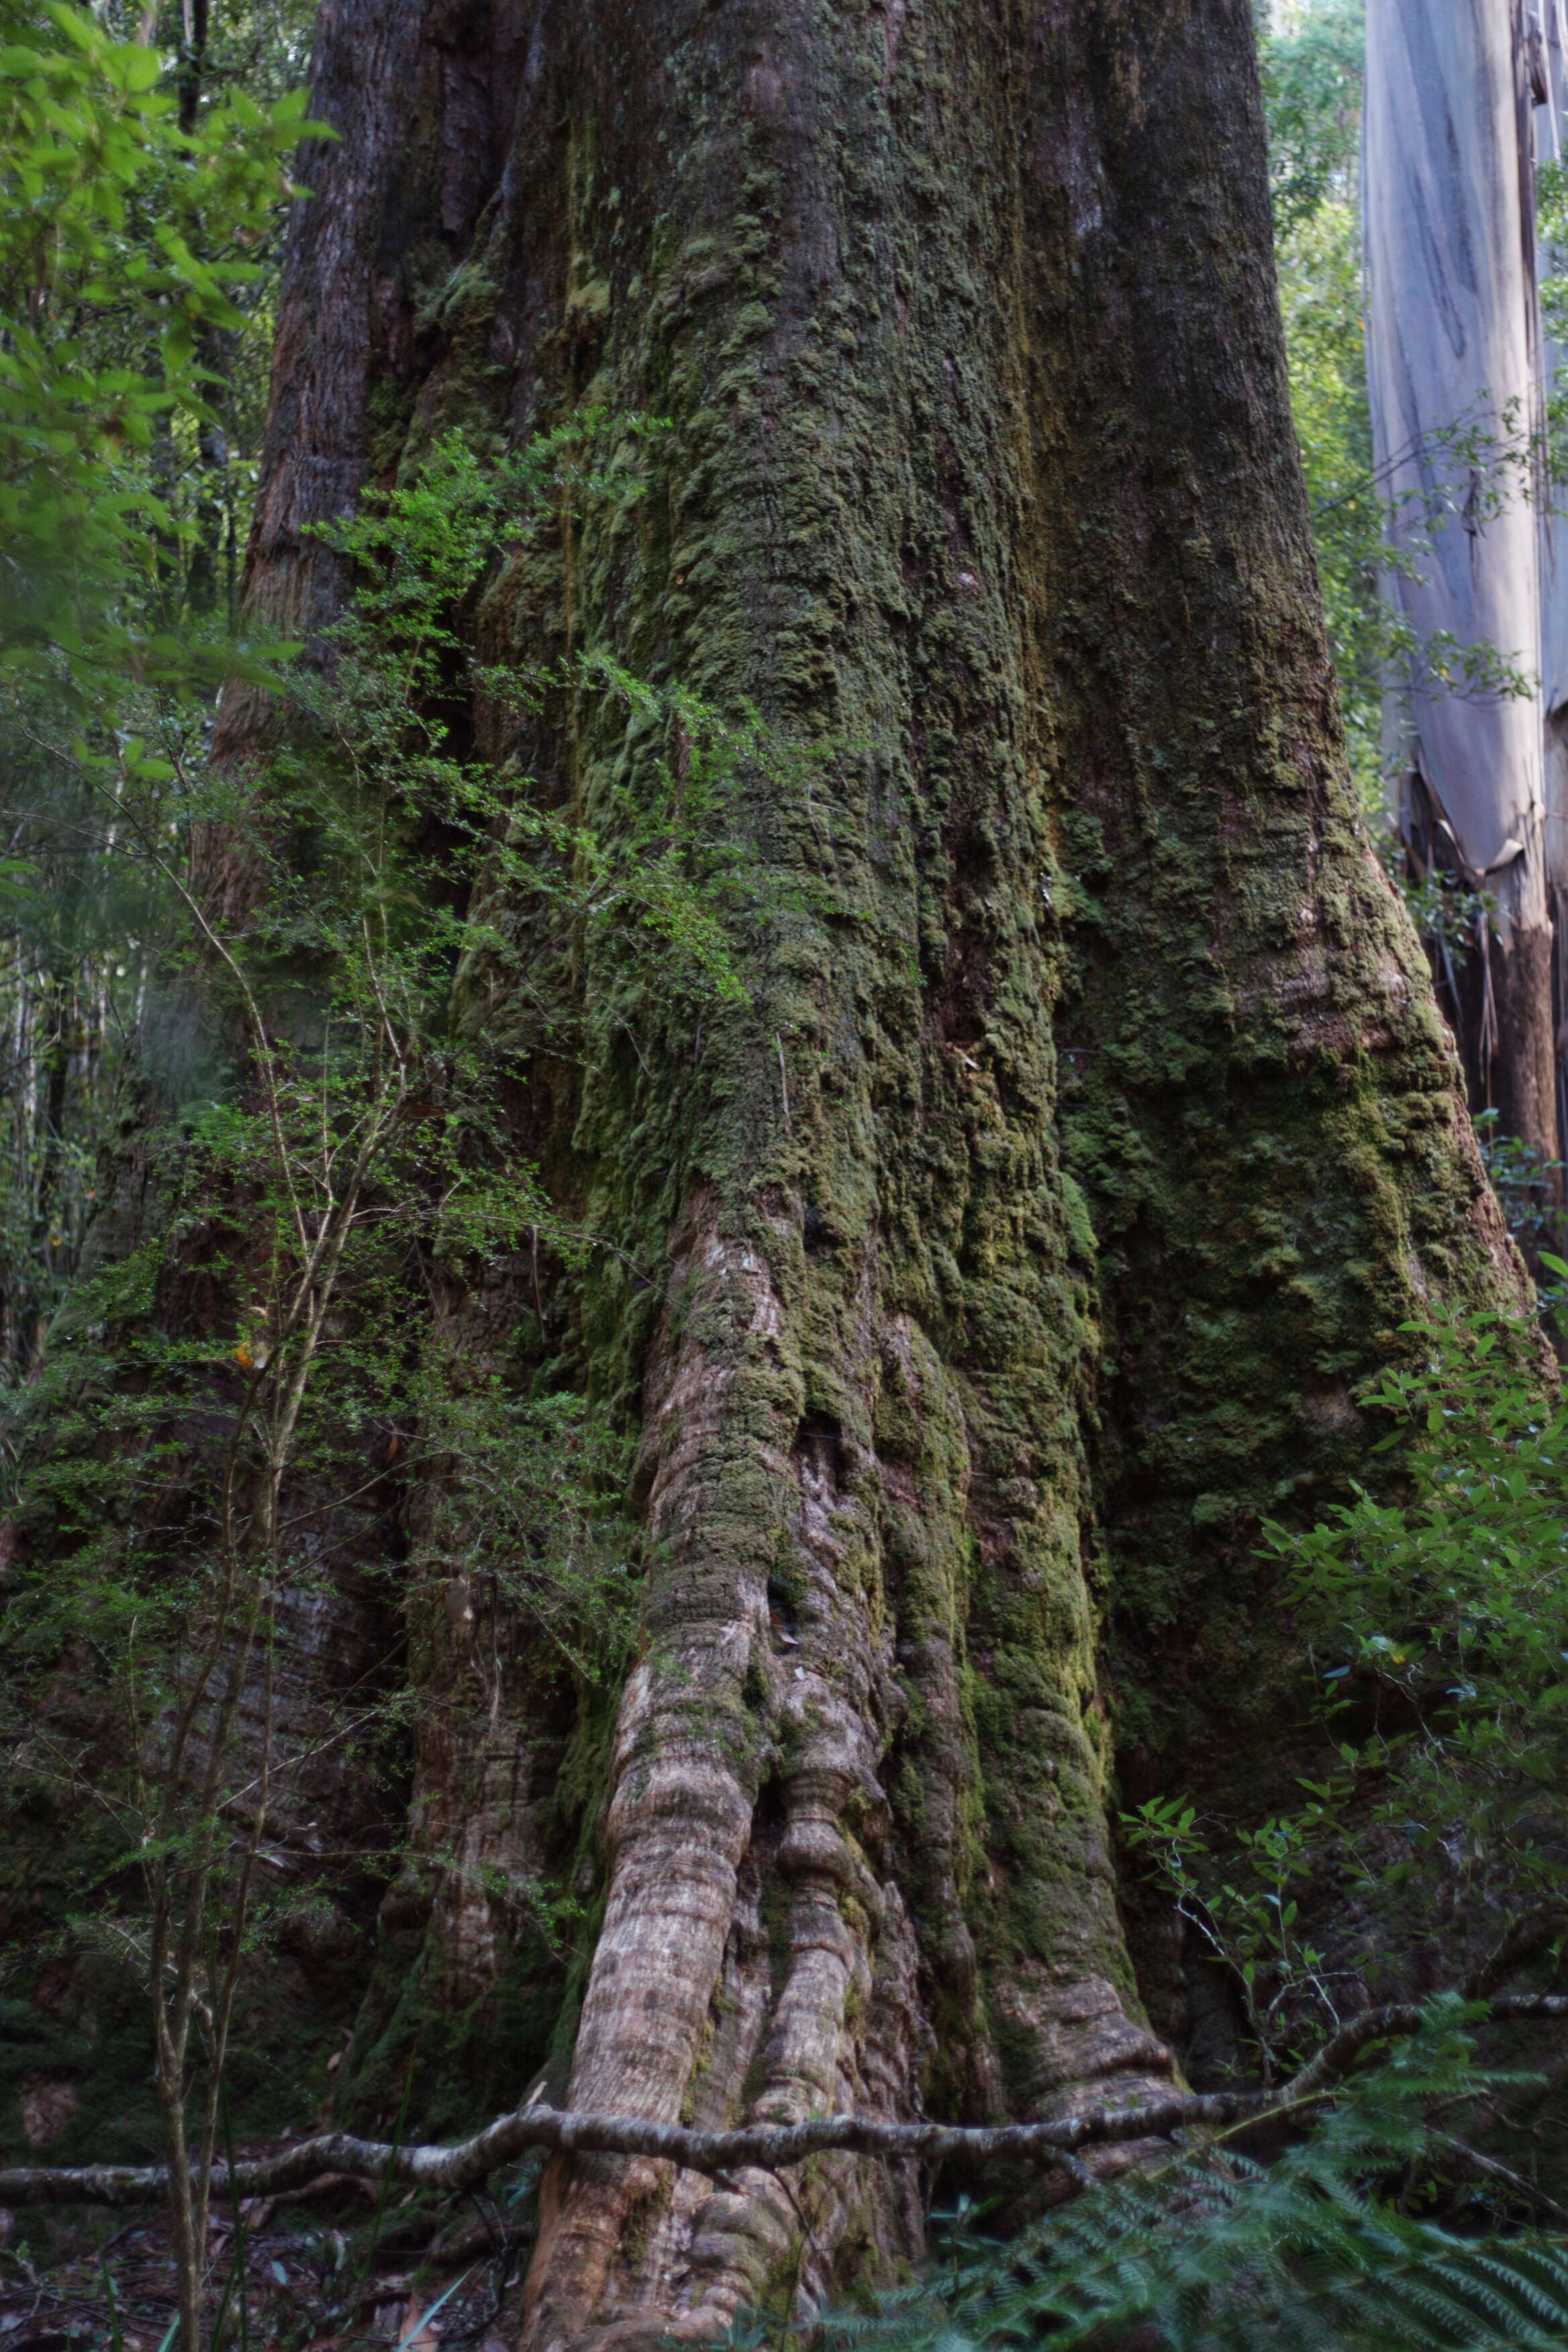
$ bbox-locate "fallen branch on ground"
[1,1994,1561,2210]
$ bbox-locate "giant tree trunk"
[27,0,1527,2337]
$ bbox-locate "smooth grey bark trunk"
[1365,0,1561,1168]
[1534,0,1568,1150]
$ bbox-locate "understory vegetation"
[820,2030,1568,2352]
[0,0,1564,2347]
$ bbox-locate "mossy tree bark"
[121,0,1532,2339]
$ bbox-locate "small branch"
[1465,1907,1565,2002]
[0,2104,1169,2209]
[5,1994,1565,2212]
[1438,2136,1568,2226]
[1267,1992,1568,2111]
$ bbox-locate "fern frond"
[812,2015,1568,2352]
[825,2216,1568,2352]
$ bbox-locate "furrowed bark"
[1046,0,1534,1819]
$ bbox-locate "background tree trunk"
[1365,0,1561,1174]
[1532,0,1568,1161]
[3,0,1533,2337]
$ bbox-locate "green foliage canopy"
[0,0,325,702]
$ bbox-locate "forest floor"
[0,2179,531,2351]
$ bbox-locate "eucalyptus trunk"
[1365,0,1562,1173]
[42,0,1531,2338]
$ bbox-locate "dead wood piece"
[266,2171,378,2207]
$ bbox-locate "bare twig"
[1437,2136,1568,2226]
[1465,1906,1566,2001]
